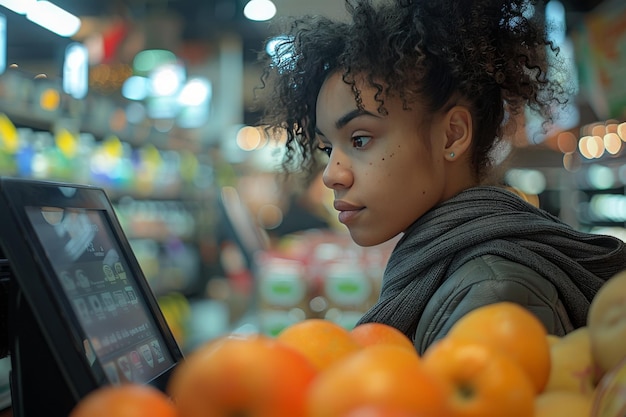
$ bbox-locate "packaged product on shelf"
[319,259,377,329]
[255,252,311,336]
[253,229,396,334]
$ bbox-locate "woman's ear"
[443,106,472,161]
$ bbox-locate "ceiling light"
[63,42,88,99]
[26,1,81,37]
[149,63,185,97]
[0,0,36,15]
[243,0,276,22]
[178,78,211,107]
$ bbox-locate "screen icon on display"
[140,344,154,368]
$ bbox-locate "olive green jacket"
[413,254,573,354]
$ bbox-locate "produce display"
[68,270,626,417]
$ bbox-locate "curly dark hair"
[254,0,570,181]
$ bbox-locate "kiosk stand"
[0,177,184,417]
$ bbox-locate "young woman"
[256,0,626,353]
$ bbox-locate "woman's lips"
[334,201,364,224]
[337,210,362,224]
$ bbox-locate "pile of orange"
[69,300,566,417]
[69,384,178,417]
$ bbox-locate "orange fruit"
[69,384,178,417]
[307,344,450,417]
[277,318,362,371]
[421,338,536,417]
[445,302,550,393]
[350,322,415,352]
[167,333,317,417]
[342,405,422,417]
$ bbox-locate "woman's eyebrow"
[315,108,381,137]
[336,109,380,129]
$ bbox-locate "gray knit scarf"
[357,186,626,338]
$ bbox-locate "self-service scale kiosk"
[0,177,184,417]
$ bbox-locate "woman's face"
[315,72,455,246]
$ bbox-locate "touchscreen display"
[25,206,174,385]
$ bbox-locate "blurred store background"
[0,0,625,354]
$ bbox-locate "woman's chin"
[349,229,392,248]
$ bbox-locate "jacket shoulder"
[414,254,573,353]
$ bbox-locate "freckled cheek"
[378,153,396,163]
[365,160,399,182]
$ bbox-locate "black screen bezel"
[0,177,184,399]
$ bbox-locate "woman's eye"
[352,136,372,149]
[317,145,332,157]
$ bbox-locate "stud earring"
[449,152,455,158]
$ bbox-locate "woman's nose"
[322,151,353,190]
